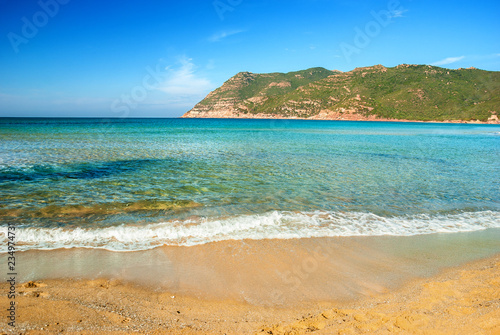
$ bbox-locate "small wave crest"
[1,210,499,252]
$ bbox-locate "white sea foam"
[1,211,499,252]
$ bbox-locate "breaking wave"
[1,210,499,252]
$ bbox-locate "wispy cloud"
[157,56,214,97]
[389,9,408,18]
[208,29,244,42]
[431,56,465,66]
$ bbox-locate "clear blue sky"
[0,0,499,117]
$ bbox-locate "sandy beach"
[1,232,499,334]
[0,254,499,334]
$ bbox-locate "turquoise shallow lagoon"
[0,118,499,251]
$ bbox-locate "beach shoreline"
[1,231,500,334]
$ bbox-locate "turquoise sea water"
[1,118,499,251]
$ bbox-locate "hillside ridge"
[182,65,500,123]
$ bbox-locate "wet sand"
[1,230,500,334]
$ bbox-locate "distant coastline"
[0,116,498,124]
[181,114,500,124]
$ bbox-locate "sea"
[1,118,499,253]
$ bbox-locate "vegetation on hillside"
[188,65,500,121]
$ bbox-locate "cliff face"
[183,67,336,118]
[182,65,500,123]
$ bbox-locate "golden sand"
[1,254,498,334]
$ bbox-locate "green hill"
[183,64,500,122]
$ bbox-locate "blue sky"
[0,0,499,117]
